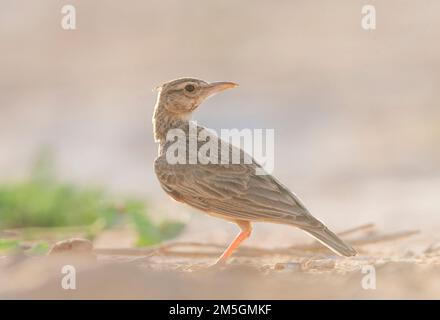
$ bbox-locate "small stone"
[48,238,94,255]
[274,262,301,271]
[274,263,286,270]
[303,259,336,270]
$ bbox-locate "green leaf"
[0,239,20,251]
[29,242,50,254]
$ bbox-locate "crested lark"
[153,78,356,264]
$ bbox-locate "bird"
[152,77,357,264]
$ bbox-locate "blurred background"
[0,0,439,298]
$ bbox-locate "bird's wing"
[156,160,321,228]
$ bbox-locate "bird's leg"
[215,221,252,265]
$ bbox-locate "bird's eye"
[184,84,195,92]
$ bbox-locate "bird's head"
[154,78,238,116]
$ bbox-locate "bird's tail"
[302,225,357,257]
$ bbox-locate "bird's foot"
[207,258,229,269]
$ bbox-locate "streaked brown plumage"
[153,78,356,264]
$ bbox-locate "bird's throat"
[152,102,191,144]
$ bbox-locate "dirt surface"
[1,224,439,299]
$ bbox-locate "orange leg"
[215,221,252,265]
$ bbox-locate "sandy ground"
[1,223,439,299]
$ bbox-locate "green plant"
[0,150,185,248]
[126,200,185,246]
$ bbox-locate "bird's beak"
[203,81,239,98]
